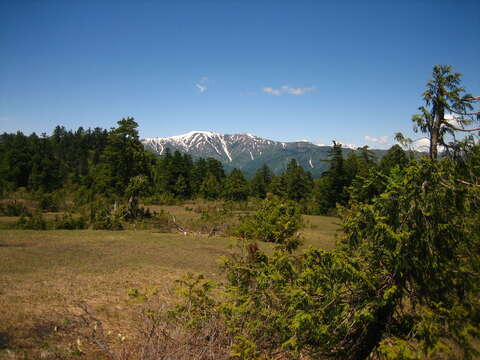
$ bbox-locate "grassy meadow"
[0,205,339,359]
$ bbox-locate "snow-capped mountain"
[142,131,280,163]
[142,131,385,177]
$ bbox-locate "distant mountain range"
[142,131,388,177]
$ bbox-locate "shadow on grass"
[0,331,10,349]
[0,243,28,248]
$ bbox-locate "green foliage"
[380,144,409,174]
[347,168,389,204]
[100,117,151,196]
[16,211,47,230]
[224,168,249,201]
[312,142,348,214]
[200,174,222,200]
[339,158,480,359]
[283,159,313,202]
[88,199,123,230]
[0,200,30,216]
[53,212,87,230]
[169,155,480,359]
[37,192,61,212]
[0,119,320,208]
[143,192,178,205]
[249,164,273,199]
[237,196,303,244]
[312,143,387,214]
[409,65,474,159]
[171,274,220,328]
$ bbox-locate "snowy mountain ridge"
[142,131,283,163]
[141,131,385,177]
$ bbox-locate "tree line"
[0,117,413,215]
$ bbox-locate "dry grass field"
[0,207,340,359]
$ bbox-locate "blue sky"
[1,0,479,148]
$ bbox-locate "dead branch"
[456,179,480,187]
[77,302,117,360]
[170,215,191,235]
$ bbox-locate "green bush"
[53,213,87,230]
[143,192,178,205]
[89,199,123,230]
[16,211,47,230]
[0,201,30,216]
[237,196,303,244]
[174,159,480,360]
[38,193,60,212]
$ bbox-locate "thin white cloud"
[364,135,389,144]
[337,141,357,149]
[263,85,315,96]
[282,85,315,95]
[195,76,210,93]
[196,84,207,93]
[263,87,282,96]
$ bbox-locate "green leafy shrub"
[0,201,30,216]
[89,199,123,230]
[143,192,178,205]
[53,213,87,230]
[16,211,47,230]
[236,196,303,244]
[157,159,480,360]
[37,193,60,212]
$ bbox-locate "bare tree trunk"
[430,129,438,159]
[430,106,444,160]
[346,301,396,360]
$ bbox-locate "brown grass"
[0,209,340,359]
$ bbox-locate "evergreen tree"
[205,157,225,182]
[101,117,149,196]
[379,144,409,174]
[269,174,287,198]
[250,164,273,199]
[174,175,190,199]
[200,174,221,200]
[283,159,313,201]
[155,147,175,194]
[312,176,333,214]
[191,158,207,195]
[410,65,474,159]
[313,141,347,213]
[358,145,374,163]
[224,168,249,201]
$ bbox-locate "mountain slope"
[142,131,384,177]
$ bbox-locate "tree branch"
[456,179,480,187]
[447,108,480,116]
[444,124,480,132]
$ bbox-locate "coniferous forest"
[0,117,415,218]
